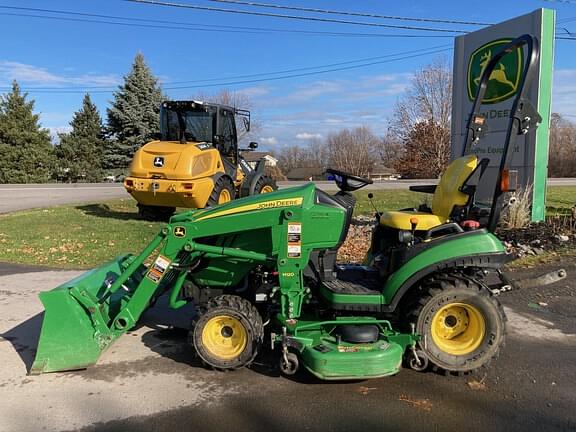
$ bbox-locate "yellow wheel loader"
[124,100,277,220]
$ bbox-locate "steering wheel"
[325,168,373,192]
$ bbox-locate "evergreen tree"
[55,94,106,182]
[105,53,164,169]
[0,81,55,183]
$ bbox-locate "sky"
[0,0,575,152]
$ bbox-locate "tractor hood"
[172,183,317,223]
[129,140,221,180]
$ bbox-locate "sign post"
[451,9,555,221]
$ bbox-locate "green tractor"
[31,35,565,379]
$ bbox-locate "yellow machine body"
[124,140,229,209]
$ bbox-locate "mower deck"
[301,337,404,380]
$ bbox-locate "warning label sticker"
[287,223,302,258]
[288,244,302,258]
[288,223,301,234]
[146,255,171,283]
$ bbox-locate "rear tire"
[253,175,277,194]
[192,295,263,370]
[137,204,175,221]
[408,274,506,374]
[206,177,235,207]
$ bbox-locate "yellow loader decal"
[195,198,303,221]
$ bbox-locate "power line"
[5,44,450,90]
[0,6,455,39]
[122,0,467,34]
[1,46,452,94]
[543,0,576,4]
[204,0,492,26]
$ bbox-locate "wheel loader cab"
[213,108,239,178]
[124,100,278,220]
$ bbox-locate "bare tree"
[390,56,452,178]
[275,145,310,174]
[326,126,378,177]
[548,113,576,178]
[193,89,259,141]
[275,137,331,173]
[374,132,403,168]
[306,137,330,169]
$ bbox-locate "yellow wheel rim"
[201,316,247,360]
[431,303,486,356]
[218,189,231,204]
[260,185,274,193]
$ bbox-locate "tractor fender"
[381,252,511,313]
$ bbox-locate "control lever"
[367,193,381,218]
[410,217,419,246]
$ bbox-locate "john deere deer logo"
[467,39,523,104]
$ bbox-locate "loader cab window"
[160,106,214,143]
[218,109,237,158]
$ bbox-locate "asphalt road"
[0,262,574,432]
[1,178,575,214]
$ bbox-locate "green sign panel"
[467,39,524,104]
[452,9,556,222]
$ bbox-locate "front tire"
[206,176,235,207]
[253,175,277,194]
[192,295,263,370]
[409,274,506,374]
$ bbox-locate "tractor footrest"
[322,278,380,296]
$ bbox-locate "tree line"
[275,57,575,179]
[0,53,163,183]
[1,53,574,183]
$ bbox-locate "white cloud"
[238,85,272,98]
[48,126,72,144]
[296,132,323,140]
[282,80,343,103]
[0,61,120,87]
[259,136,278,145]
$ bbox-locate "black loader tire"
[409,274,506,374]
[192,295,264,370]
[253,175,277,195]
[206,176,235,207]
[137,204,175,221]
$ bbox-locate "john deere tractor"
[31,36,565,379]
[124,100,277,220]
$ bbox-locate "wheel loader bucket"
[30,256,134,374]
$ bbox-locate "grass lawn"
[0,186,574,269]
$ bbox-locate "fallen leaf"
[399,394,432,412]
[467,379,487,391]
[357,386,377,395]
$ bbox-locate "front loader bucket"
[30,255,137,374]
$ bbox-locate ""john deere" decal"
[467,39,524,104]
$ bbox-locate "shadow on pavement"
[0,312,44,373]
